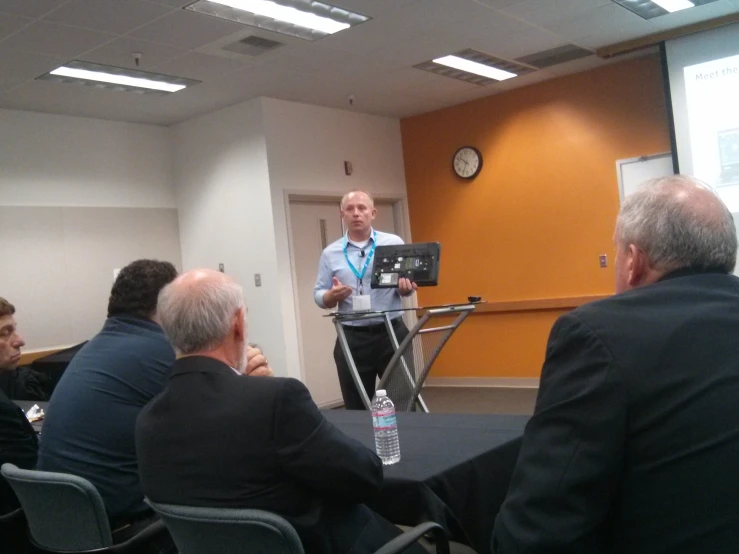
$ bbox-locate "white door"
[288,198,399,407]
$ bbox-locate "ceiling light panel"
[37,60,200,95]
[415,49,534,86]
[186,0,370,41]
[610,0,718,19]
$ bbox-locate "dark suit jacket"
[136,356,412,554]
[492,269,739,554]
[0,388,38,514]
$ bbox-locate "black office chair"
[1,464,167,553]
[148,500,451,554]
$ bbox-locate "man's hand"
[244,345,274,377]
[398,278,418,296]
[323,277,353,308]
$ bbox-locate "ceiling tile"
[2,21,114,58]
[0,49,66,92]
[0,0,69,18]
[81,37,186,70]
[153,51,250,80]
[468,27,570,61]
[501,0,613,26]
[44,0,173,35]
[0,12,30,40]
[471,0,528,9]
[542,3,654,44]
[128,8,245,49]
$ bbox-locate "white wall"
[171,97,409,380]
[261,98,409,380]
[0,109,175,208]
[172,98,289,376]
[0,108,180,350]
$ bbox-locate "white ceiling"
[0,0,736,126]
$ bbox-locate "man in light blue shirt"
[314,190,416,409]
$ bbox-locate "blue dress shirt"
[314,229,405,325]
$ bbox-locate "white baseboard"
[424,377,539,389]
[318,399,345,409]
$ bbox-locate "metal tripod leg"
[381,314,429,412]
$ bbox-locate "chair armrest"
[109,519,169,553]
[374,521,450,554]
[0,507,23,524]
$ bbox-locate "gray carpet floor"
[420,387,537,415]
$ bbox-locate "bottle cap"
[375,389,387,397]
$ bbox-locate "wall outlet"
[113,268,121,282]
[254,274,262,287]
[218,263,225,273]
[599,254,608,268]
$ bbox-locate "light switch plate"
[255,273,262,287]
[599,254,608,268]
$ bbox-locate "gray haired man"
[492,175,739,554]
[136,269,422,554]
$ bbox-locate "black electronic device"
[371,242,441,289]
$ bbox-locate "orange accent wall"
[401,55,670,378]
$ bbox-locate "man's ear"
[233,308,246,342]
[628,244,648,287]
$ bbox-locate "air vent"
[223,35,284,56]
[414,49,535,86]
[516,44,593,69]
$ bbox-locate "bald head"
[157,269,246,356]
[616,175,737,275]
[340,190,374,210]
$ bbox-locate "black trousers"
[333,319,409,410]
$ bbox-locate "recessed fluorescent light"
[652,0,694,11]
[50,66,185,92]
[186,0,369,41]
[610,0,714,19]
[37,60,200,95]
[432,55,517,81]
[209,0,348,33]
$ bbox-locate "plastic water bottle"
[372,389,400,465]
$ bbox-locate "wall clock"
[453,146,483,180]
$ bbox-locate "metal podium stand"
[330,302,477,411]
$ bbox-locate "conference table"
[323,410,529,553]
[14,401,528,553]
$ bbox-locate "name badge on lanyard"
[344,231,376,312]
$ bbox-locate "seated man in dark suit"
[492,175,739,553]
[0,297,38,551]
[137,269,422,554]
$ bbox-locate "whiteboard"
[616,153,674,202]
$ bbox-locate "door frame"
[283,190,413,400]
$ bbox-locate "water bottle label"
[373,412,397,431]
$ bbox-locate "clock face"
[453,146,483,179]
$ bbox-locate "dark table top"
[323,410,529,553]
[323,410,528,480]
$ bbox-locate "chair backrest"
[147,500,305,554]
[1,463,113,552]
